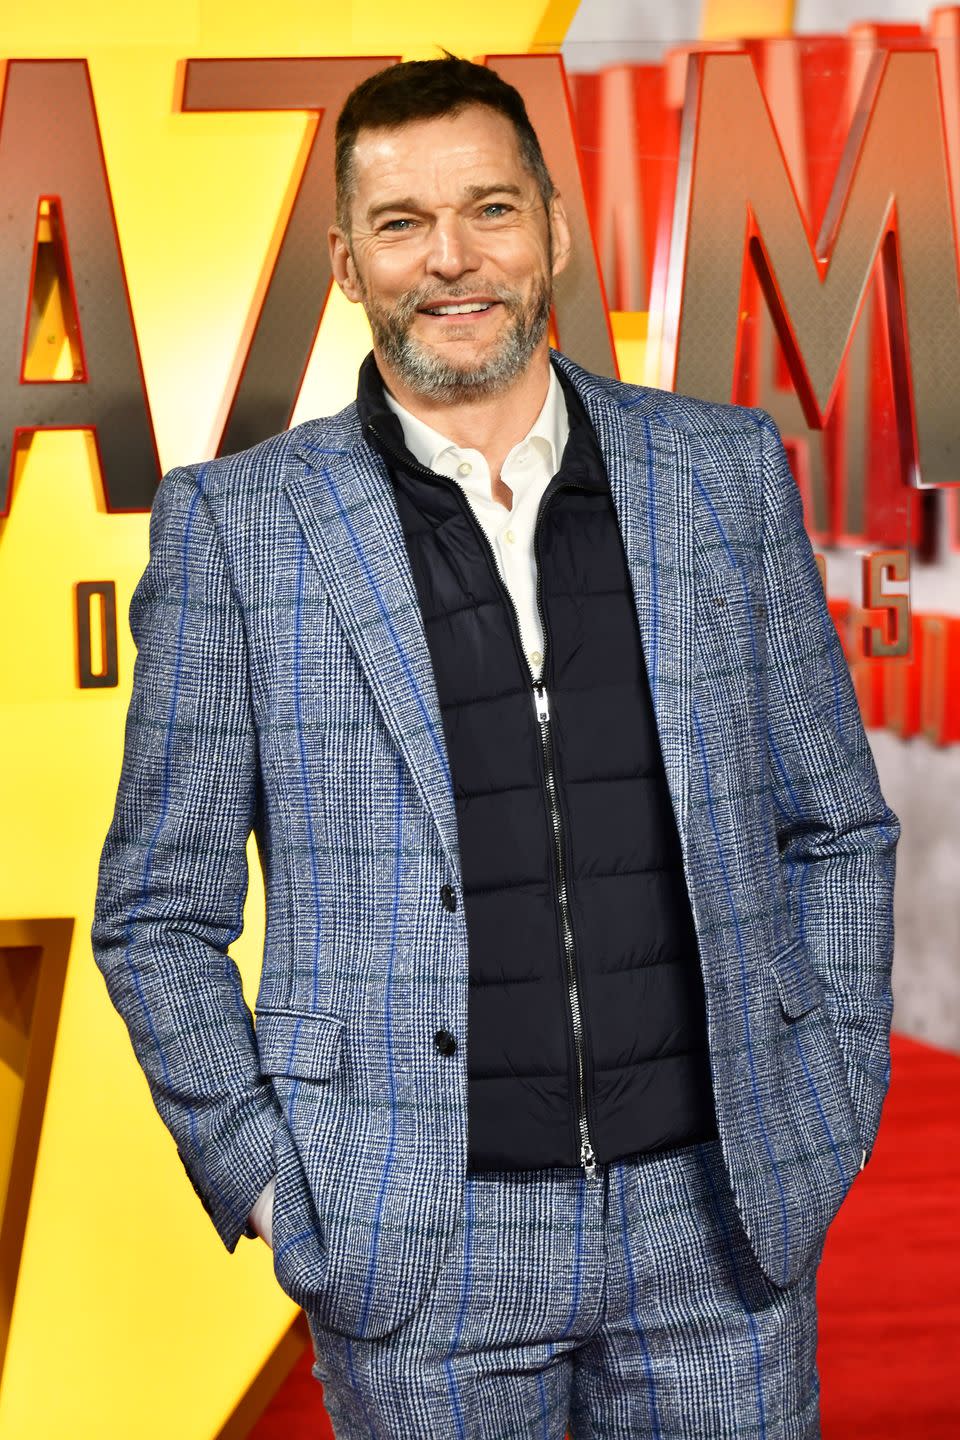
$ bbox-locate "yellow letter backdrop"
[0,5,581,1438]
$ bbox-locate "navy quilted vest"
[357,354,718,1175]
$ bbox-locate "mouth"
[416,298,501,319]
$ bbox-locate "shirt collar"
[381,363,569,477]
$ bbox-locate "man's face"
[329,104,571,402]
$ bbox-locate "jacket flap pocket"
[255,1009,345,1080]
[768,939,823,1020]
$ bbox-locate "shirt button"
[530,649,542,666]
[456,461,472,477]
[434,1029,457,1056]
[504,529,516,544]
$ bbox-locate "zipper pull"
[533,680,550,724]
[580,1140,598,1181]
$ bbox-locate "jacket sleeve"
[757,410,901,1163]
[90,463,283,1252]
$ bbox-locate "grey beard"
[359,277,553,402]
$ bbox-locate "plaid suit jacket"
[91,350,900,1338]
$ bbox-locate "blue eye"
[382,218,415,232]
[482,203,512,217]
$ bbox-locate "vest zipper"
[528,493,598,1182]
[366,421,599,1182]
[531,678,598,1181]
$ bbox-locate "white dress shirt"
[247,364,569,1245]
[384,363,570,682]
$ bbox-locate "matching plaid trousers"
[304,1137,823,1438]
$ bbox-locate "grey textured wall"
[870,730,960,1054]
[829,537,960,1057]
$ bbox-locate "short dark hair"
[334,54,556,235]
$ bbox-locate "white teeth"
[423,302,492,315]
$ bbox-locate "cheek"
[488,234,551,281]
[355,241,416,291]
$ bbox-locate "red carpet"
[251,1031,959,1438]
[817,1031,960,1438]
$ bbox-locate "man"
[91,55,900,1438]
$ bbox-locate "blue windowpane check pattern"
[91,351,899,1347]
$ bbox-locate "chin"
[416,343,494,373]
[418,331,496,356]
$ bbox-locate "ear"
[329,225,363,304]
[548,192,572,279]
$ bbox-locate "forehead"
[349,105,530,202]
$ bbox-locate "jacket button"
[434,1029,457,1056]
[440,883,457,912]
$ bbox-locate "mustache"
[392,281,524,324]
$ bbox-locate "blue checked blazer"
[91,350,900,1339]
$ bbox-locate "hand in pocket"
[249,1174,277,1249]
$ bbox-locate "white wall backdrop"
[562,0,703,70]
[563,0,937,70]
[795,0,930,29]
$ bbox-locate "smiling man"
[330,85,571,513]
[92,54,899,1440]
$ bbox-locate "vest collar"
[354,350,608,492]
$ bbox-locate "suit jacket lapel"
[554,356,695,851]
[284,420,463,884]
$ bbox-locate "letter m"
[659,48,960,489]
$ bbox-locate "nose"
[424,212,481,281]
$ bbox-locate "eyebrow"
[365,183,525,225]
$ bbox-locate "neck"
[375,346,553,481]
